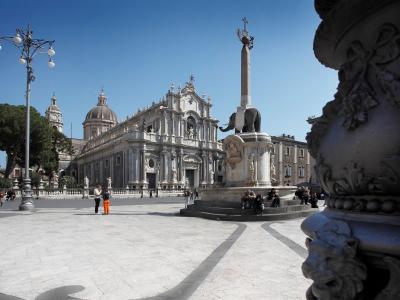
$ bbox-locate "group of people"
[93,185,111,214]
[241,188,281,215]
[0,190,16,207]
[294,186,320,208]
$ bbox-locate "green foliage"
[0,177,12,189]
[59,175,77,188]
[31,171,42,188]
[0,104,52,178]
[0,104,73,179]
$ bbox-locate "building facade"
[75,78,224,189]
[270,134,316,186]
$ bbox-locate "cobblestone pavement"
[0,198,315,300]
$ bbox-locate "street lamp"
[0,25,55,211]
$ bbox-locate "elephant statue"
[219,108,261,133]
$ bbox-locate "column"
[177,116,181,137]
[134,150,139,183]
[99,160,103,185]
[293,145,298,185]
[140,148,146,184]
[171,113,175,136]
[201,154,207,185]
[128,148,134,182]
[162,150,168,182]
[278,142,283,185]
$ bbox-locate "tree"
[0,104,52,178]
[41,128,74,184]
[59,175,77,188]
[0,104,73,179]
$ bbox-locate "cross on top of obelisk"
[242,17,248,32]
[237,17,254,49]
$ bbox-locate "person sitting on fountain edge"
[241,189,256,210]
[267,188,280,208]
[253,194,265,215]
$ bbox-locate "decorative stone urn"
[302,0,400,299]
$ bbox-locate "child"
[103,189,110,215]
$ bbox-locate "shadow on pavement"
[73,212,180,217]
[0,285,86,300]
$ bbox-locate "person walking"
[103,189,110,215]
[94,185,102,214]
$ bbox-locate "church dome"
[84,91,118,124]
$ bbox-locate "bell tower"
[45,94,63,133]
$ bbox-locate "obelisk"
[235,17,254,132]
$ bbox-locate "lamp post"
[0,25,55,211]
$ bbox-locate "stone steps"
[185,204,311,215]
[180,207,318,222]
[192,198,301,208]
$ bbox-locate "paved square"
[0,198,314,300]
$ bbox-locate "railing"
[0,187,185,200]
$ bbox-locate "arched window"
[186,116,196,139]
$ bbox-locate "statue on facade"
[141,119,146,132]
[188,126,194,139]
[172,160,177,182]
[84,176,89,189]
[107,177,112,189]
[209,170,214,184]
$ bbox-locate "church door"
[185,169,195,187]
[147,173,156,189]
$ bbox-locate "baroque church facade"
[53,78,224,189]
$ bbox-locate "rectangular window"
[285,147,290,156]
[299,166,305,177]
[116,155,121,166]
[105,159,109,168]
[299,149,305,157]
[285,166,292,177]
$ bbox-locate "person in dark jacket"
[253,194,264,215]
[102,189,111,215]
[310,192,318,208]
[268,188,280,208]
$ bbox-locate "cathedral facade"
[71,79,223,189]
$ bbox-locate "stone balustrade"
[0,187,185,199]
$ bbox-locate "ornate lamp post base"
[302,0,400,298]
[19,178,34,211]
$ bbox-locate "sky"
[0,0,338,169]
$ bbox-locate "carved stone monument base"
[223,132,272,187]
